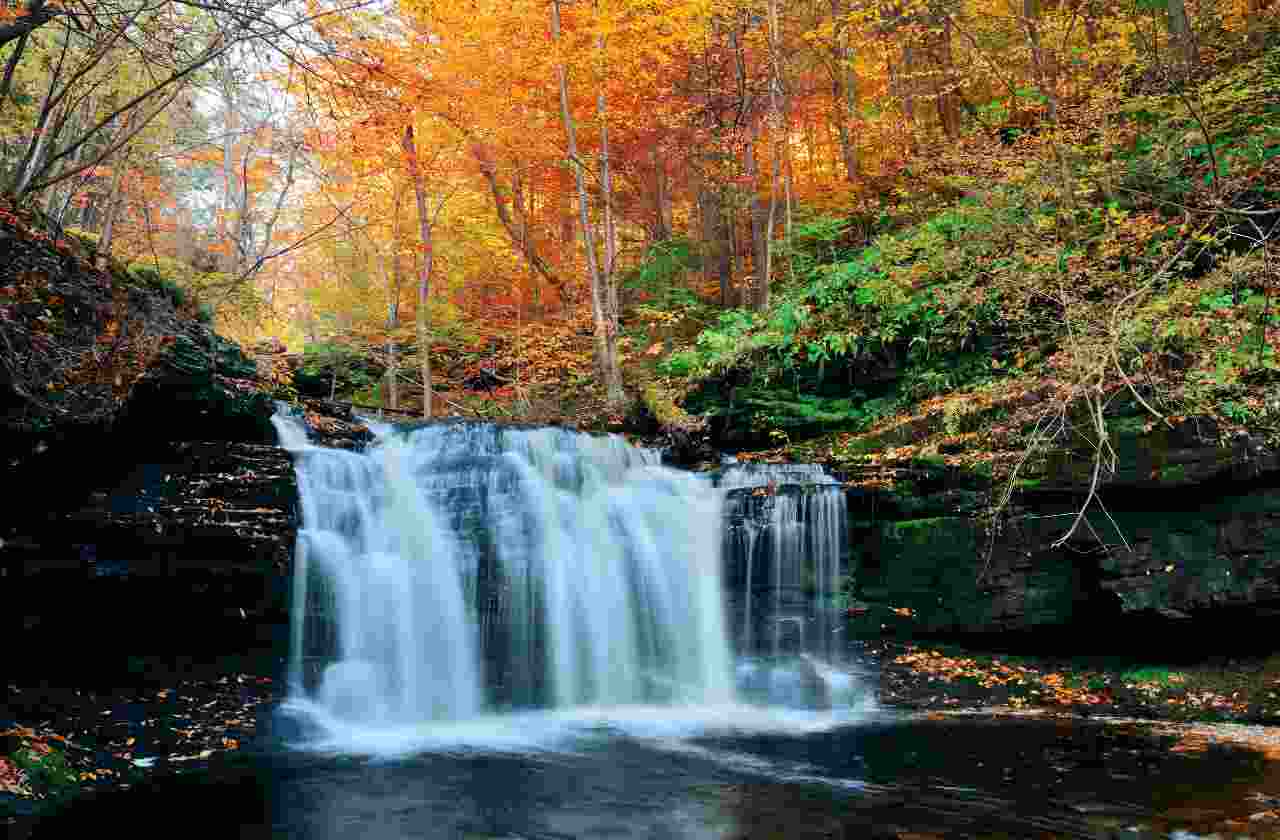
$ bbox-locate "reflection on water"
[30,714,1280,839]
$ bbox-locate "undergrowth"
[648,45,1280,474]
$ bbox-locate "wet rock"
[8,439,299,688]
[846,417,1280,639]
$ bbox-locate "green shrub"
[1121,666,1184,685]
[622,238,702,304]
[294,342,383,398]
[11,745,78,797]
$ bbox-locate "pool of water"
[24,704,1280,839]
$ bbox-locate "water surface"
[28,708,1280,839]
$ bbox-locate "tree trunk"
[1021,0,1058,122]
[763,148,778,311]
[13,93,55,197]
[402,124,434,419]
[477,156,562,307]
[384,195,404,411]
[744,119,770,311]
[700,184,732,306]
[933,18,960,139]
[830,0,859,181]
[728,202,743,303]
[511,166,542,318]
[834,114,859,183]
[901,44,917,151]
[1166,0,1196,66]
[598,91,617,290]
[219,73,245,274]
[550,0,624,404]
[1084,0,1100,46]
[97,150,129,263]
[43,114,76,222]
[385,288,399,413]
[596,57,625,406]
[652,147,672,242]
[784,155,794,283]
[761,0,784,310]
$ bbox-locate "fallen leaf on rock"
[0,757,28,795]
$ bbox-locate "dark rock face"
[0,242,321,686]
[1,230,278,452]
[1,223,283,529]
[6,440,299,687]
[849,511,1112,635]
[1094,492,1280,613]
[847,425,1280,642]
[2,326,279,549]
[114,332,278,444]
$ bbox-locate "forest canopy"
[0,0,1275,436]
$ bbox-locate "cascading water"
[718,463,847,660]
[273,413,735,731]
[717,462,853,709]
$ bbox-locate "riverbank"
[875,639,1280,725]
[2,666,277,820]
[13,700,1280,840]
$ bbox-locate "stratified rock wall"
[846,423,1280,638]
[7,441,298,685]
[3,411,370,687]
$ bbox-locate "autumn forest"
[0,0,1277,456]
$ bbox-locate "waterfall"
[717,462,851,710]
[273,414,734,727]
[718,464,847,661]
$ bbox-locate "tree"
[550,0,624,404]
[0,0,369,203]
[208,50,303,280]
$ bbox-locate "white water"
[272,412,872,754]
[718,463,847,661]
[274,420,482,723]
[273,414,735,732]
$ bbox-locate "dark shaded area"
[838,410,1280,641]
[4,438,296,691]
[895,603,1280,663]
